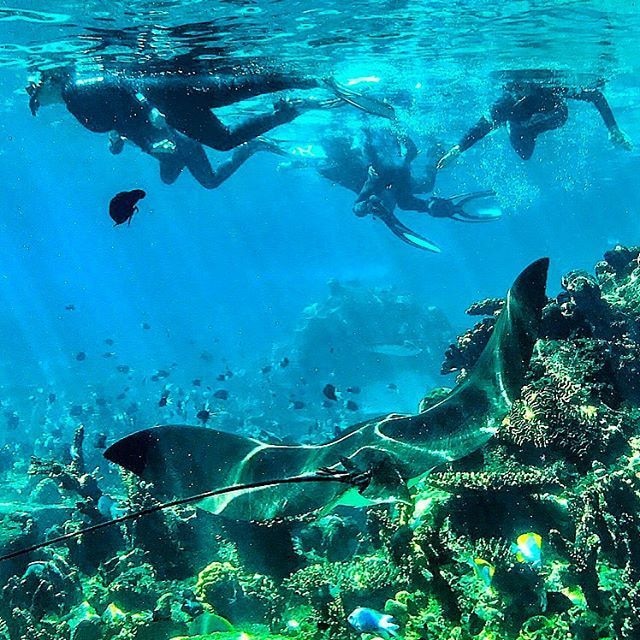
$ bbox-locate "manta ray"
[105,258,549,522]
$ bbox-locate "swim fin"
[324,78,396,120]
[372,204,441,252]
[448,190,503,222]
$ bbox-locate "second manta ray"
[105,258,549,521]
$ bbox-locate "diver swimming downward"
[0,257,548,560]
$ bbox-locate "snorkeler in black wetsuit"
[27,66,391,153]
[109,126,275,189]
[437,81,632,167]
[274,127,499,251]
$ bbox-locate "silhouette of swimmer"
[109,189,146,226]
[26,66,389,154]
[274,127,499,251]
[438,76,632,167]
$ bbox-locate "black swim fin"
[372,204,441,252]
[324,78,396,120]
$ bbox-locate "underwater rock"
[1,556,82,619]
[294,280,452,386]
[31,478,63,504]
[293,514,361,563]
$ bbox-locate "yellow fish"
[513,532,543,567]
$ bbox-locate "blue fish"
[347,607,399,637]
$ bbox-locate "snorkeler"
[437,78,632,167]
[109,127,275,189]
[274,126,499,251]
[27,66,392,154]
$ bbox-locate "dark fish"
[347,386,361,394]
[213,389,229,400]
[261,365,272,374]
[387,383,398,390]
[102,352,116,358]
[95,397,107,407]
[323,383,338,401]
[200,351,214,362]
[69,405,83,417]
[151,375,159,382]
[94,433,107,449]
[104,338,114,346]
[322,400,334,409]
[196,409,211,424]
[346,400,359,411]
[75,352,86,362]
[116,390,127,400]
[216,373,226,381]
[65,304,75,311]
[279,357,290,368]
[126,402,138,415]
[109,189,146,226]
[48,393,56,404]
[5,412,19,430]
[155,370,170,379]
[290,400,305,410]
[192,379,202,387]
[117,365,131,374]
[142,322,151,331]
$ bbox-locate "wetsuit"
[59,69,321,152]
[458,85,622,159]
[110,128,265,189]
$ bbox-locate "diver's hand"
[436,145,461,170]
[609,126,633,151]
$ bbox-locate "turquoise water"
[0,2,639,639]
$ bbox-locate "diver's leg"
[165,102,316,152]
[184,139,261,189]
[159,156,185,184]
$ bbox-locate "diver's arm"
[568,88,632,149]
[437,94,514,168]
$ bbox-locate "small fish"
[155,369,171,379]
[279,357,290,368]
[109,189,146,226]
[216,373,226,381]
[192,379,202,387]
[75,351,87,361]
[290,400,305,410]
[104,338,114,346]
[196,408,211,424]
[102,352,116,358]
[95,397,107,407]
[261,365,273,375]
[473,558,495,587]
[69,405,83,417]
[346,400,359,411]
[48,393,56,404]
[200,351,214,362]
[346,386,361,394]
[141,322,151,331]
[323,383,338,401]
[116,389,128,400]
[512,532,543,567]
[116,365,131,374]
[387,383,398,391]
[347,607,399,638]
[65,304,75,311]
[213,389,229,400]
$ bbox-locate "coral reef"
[4,247,640,640]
